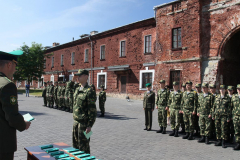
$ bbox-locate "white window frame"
[100,45,105,60]
[139,68,155,90]
[120,40,126,57]
[51,74,54,85]
[71,52,75,64]
[52,57,54,68]
[144,35,152,53]
[61,54,64,66]
[97,71,107,89]
[85,49,89,62]
[69,72,74,81]
[59,73,65,82]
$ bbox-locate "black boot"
[65,108,70,112]
[188,132,194,140]
[162,127,166,134]
[198,136,205,143]
[193,128,199,136]
[61,107,66,111]
[179,126,185,134]
[234,143,240,150]
[182,132,189,139]
[147,128,151,131]
[99,114,104,117]
[156,127,163,133]
[222,139,227,148]
[169,129,175,136]
[205,136,210,144]
[70,109,73,113]
[144,128,147,130]
[215,139,222,146]
[174,130,179,137]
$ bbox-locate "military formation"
[143,80,240,150]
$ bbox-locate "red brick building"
[16,0,240,99]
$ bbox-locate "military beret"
[202,83,208,88]
[227,86,234,90]
[58,81,62,84]
[209,84,216,88]
[181,83,186,87]
[220,85,226,89]
[75,69,89,76]
[186,81,192,85]
[195,83,201,88]
[0,50,23,63]
[100,85,105,88]
[159,80,165,83]
[237,84,240,89]
[146,83,151,87]
[173,81,179,85]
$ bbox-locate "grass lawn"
[17,89,43,97]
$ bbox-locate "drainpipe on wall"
[89,35,93,84]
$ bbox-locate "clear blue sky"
[0,0,171,52]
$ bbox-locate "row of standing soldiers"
[42,81,107,115]
[143,80,240,150]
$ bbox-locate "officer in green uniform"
[61,81,66,111]
[143,83,155,131]
[48,81,54,108]
[197,83,213,144]
[68,81,75,113]
[99,85,106,117]
[90,84,97,102]
[0,51,31,160]
[212,85,231,148]
[231,84,240,150]
[72,69,97,154]
[57,82,62,110]
[227,86,235,143]
[180,81,197,140]
[156,80,170,134]
[42,82,47,106]
[65,81,70,112]
[53,82,58,109]
[168,81,182,137]
[210,84,217,139]
[46,81,50,107]
[179,83,186,133]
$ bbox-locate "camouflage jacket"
[156,89,169,108]
[143,91,155,109]
[61,86,65,99]
[197,92,213,115]
[99,91,106,102]
[181,90,198,112]
[42,87,46,97]
[46,85,49,97]
[168,90,182,110]
[73,83,97,127]
[54,86,58,97]
[57,86,62,98]
[231,94,240,116]
[65,82,70,100]
[213,95,231,120]
[49,85,54,96]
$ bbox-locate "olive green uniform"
[46,85,49,106]
[65,82,70,111]
[42,86,47,106]
[99,91,106,115]
[57,85,62,109]
[54,85,58,108]
[143,90,155,130]
[231,94,240,143]
[48,84,54,107]
[60,85,66,110]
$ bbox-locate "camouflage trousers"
[228,120,234,135]
[179,113,185,129]
[199,115,212,136]
[170,109,180,130]
[65,98,70,108]
[215,115,228,140]
[183,109,194,133]
[72,121,90,154]
[54,96,58,106]
[43,96,47,106]
[99,101,105,114]
[233,115,240,143]
[144,108,152,129]
[157,107,167,127]
[59,98,65,108]
[47,96,54,106]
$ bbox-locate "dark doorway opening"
[121,76,126,93]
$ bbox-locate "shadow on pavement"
[19,110,46,116]
[97,111,137,120]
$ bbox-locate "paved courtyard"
[14,94,239,160]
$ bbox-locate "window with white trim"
[61,54,64,66]
[51,75,54,85]
[51,57,54,68]
[100,45,105,60]
[85,49,89,62]
[144,35,152,53]
[139,69,155,90]
[69,73,74,81]
[120,41,126,57]
[71,52,75,65]
[97,72,107,89]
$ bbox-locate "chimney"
[53,42,60,47]
[90,31,98,35]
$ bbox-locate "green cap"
[202,83,208,88]
[173,81,179,85]
[159,80,165,83]
[0,50,23,63]
[195,83,201,88]
[182,83,186,87]
[209,84,216,88]
[58,81,62,84]
[227,86,234,90]
[237,84,240,89]
[75,69,89,76]
[186,81,192,85]
[146,83,151,87]
[220,85,226,89]
[47,81,50,83]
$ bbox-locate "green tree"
[14,42,45,84]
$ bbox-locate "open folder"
[23,113,35,121]
[83,131,92,140]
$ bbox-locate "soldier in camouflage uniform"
[227,86,235,143]
[42,82,47,106]
[143,83,155,131]
[197,83,213,144]
[74,82,79,93]
[168,81,182,137]
[179,83,186,133]
[180,81,197,140]
[99,85,106,117]
[65,81,70,112]
[48,81,54,108]
[46,81,50,107]
[156,80,170,134]
[210,84,217,139]
[60,81,66,111]
[57,82,62,110]
[90,84,97,102]
[194,83,201,136]
[231,84,240,150]
[72,69,97,154]
[69,81,75,113]
[212,85,231,148]
[53,82,58,109]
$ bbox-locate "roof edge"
[153,0,180,10]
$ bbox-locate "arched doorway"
[218,28,240,88]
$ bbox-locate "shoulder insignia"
[10,96,17,105]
